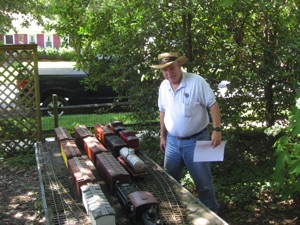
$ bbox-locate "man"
[150,52,221,213]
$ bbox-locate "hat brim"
[150,56,188,69]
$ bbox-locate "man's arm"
[160,111,167,152]
[209,102,222,148]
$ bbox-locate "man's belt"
[176,127,207,140]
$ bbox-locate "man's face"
[161,61,182,84]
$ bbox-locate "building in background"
[0,14,62,48]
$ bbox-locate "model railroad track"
[36,141,90,225]
[136,152,190,225]
[36,136,211,225]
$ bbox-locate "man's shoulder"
[160,79,170,88]
[184,72,204,81]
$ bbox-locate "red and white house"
[0,14,62,49]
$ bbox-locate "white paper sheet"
[193,141,226,162]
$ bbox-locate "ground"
[0,163,45,225]
[0,157,299,225]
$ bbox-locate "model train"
[55,123,161,225]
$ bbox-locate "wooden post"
[52,94,59,128]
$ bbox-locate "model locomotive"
[54,123,161,225]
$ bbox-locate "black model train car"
[83,136,109,164]
[95,151,131,193]
[105,134,127,157]
[74,125,94,151]
[116,182,161,225]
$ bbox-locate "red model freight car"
[83,136,109,164]
[74,125,94,151]
[54,127,74,146]
[60,139,82,168]
[108,121,126,134]
[95,152,131,193]
[94,124,114,145]
[68,156,96,196]
[119,130,139,150]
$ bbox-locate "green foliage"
[4,150,36,170]
[0,1,45,34]
[0,119,23,139]
[37,47,47,59]
[181,172,197,196]
[58,47,76,61]
[213,128,276,209]
[138,130,164,166]
[0,118,35,159]
[37,46,76,61]
[44,47,59,60]
[272,90,300,200]
[35,0,300,129]
[41,112,134,131]
[34,198,44,219]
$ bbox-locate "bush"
[59,47,76,61]
[37,46,76,61]
[45,47,59,60]
[271,90,300,201]
[37,47,47,59]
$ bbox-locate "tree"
[0,0,45,34]
[37,0,300,128]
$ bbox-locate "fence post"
[52,94,59,128]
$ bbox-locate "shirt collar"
[167,71,187,91]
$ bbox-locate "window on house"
[28,35,36,44]
[5,35,14,44]
[45,34,53,48]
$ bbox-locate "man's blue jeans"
[164,129,220,212]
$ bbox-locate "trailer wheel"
[42,95,68,116]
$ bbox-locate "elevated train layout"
[35,122,228,225]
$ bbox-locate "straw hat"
[150,52,188,69]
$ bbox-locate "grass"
[41,112,134,130]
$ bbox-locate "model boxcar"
[119,130,139,150]
[94,124,114,145]
[60,139,82,168]
[81,183,116,225]
[95,152,131,193]
[74,125,94,151]
[83,136,109,164]
[68,156,96,196]
[105,134,127,157]
[54,127,74,146]
[108,121,126,135]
